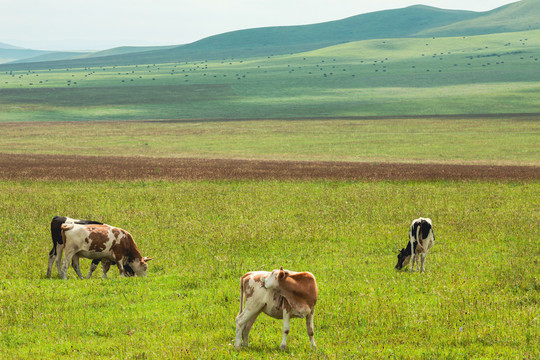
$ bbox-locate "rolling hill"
[418,0,540,37]
[0,42,23,50]
[1,0,538,71]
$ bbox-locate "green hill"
[80,45,177,59]
[0,48,51,64]
[1,0,538,71]
[0,5,483,70]
[418,0,540,36]
[0,42,23,50]
[9,51,90,64]
[1,29,539,121]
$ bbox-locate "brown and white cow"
[48,216,135,279]
[58,222,151,279]
[235,267,318,350]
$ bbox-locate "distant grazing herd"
[48,215,435,350]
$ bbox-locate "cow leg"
[235,306,262,349]
[420,252,428,272]
[86,259,100,279]
[47,245,56,278]
[306,312,316,349]
[240,311,260,347]
[410,253,416,272]
[55,243,65,277]
[60,249,76,280]
[115,261,126,277]
[101,260,112,279]
[280,310,291,350]
[71,255,84,279]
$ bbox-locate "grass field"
[0,23,539,359]
[0,180,538,359]
[1,30,540,121]
[0,116,539,165]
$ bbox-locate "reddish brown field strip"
[1,153,538,181]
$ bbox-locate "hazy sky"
[1,0,519,51]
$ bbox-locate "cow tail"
[239,277,244,315]
[61,222,74,231]
[416,222,425,253]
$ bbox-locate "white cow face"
[264,267,287,289]
[128,256,152,277]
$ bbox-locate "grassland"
[0,20,539,360]
[0,180,538,359]
[1,30,540,121]
[0,117,538,165]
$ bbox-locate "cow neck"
[278,273,317,310]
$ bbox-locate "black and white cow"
[395,217,435,272]
[47,216,134,278]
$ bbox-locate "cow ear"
[278,270,286,280]
[280,266,283,270]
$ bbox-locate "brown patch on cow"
[112,228,121,239]
[251,274,264,283]
[241,274,258,300]
[88,230,110,253]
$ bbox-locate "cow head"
[395,248,411,270]
[127,256,153,277]
[264,267,287,289]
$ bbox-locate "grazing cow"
[59,222,151,279]
[235,267,318,350]
[395,217,435,272]
[48,216,134,278]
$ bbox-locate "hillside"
[80,45,177,59]
[9,51,90,64]
[419,0,540,36]
[0,42,23,50]
[0,48,51,64]
[1,29,539,122]
[1,0,538,71]
[0,5,483,70]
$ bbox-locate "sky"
[1,0,520,51]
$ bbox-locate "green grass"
[0,117,538,165]
[1,30,539,121]
[0,180,538,358]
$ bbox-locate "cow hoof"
[280,345,287,351]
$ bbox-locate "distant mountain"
[0,42,23,50]
[1,0,538,70]
[8,51,90,64]
[80,45,177,59]
[418,0,540,37]
[0,5,482,69]
[0,48,52,64]
[153,5,483,61]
